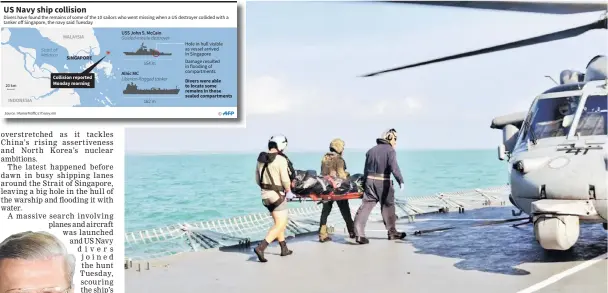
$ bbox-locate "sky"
[125,1,607,154]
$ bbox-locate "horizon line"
[125,147,495,156]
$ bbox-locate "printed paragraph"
[2,13,231,26]
[0,130,119,293]
[183,42,234,100]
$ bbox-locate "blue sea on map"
[2,28,237,107]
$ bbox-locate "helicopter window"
[575,95,607,136]
[516,109,534,148]
[529,96,581,140]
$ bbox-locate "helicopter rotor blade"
[380,1,608,15]
[360,18,607,78]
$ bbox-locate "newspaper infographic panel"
[0,1,238,119]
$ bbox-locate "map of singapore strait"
[1,27,237,108]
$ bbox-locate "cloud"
[365,96,424,119]
[246,76,297,115]
[245,74,337,116]
[246,74,426,121]
[404,97,422,112]
[246,75,330,116]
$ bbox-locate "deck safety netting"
[125,186,510,260]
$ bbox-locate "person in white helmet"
[253,135,296,262]
[353,128,407,244]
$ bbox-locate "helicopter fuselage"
[509,139,607,222]
[500,79,607,250]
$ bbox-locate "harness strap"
[259,162,286,208]
[278,152,296,181]
[260,183,283,192]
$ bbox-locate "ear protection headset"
[384,128,398,141]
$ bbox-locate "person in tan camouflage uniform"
[318,138,356,242]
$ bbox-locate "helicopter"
[360,1,607,251]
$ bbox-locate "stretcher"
[288,191,363,202]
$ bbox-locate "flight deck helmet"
[269,135,288,152]
[381,129,398,147]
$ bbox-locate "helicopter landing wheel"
[534,215,580,251]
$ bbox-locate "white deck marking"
[514,253,608,293]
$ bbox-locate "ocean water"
[125,149,509,232]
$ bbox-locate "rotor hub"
[584,55,607,82]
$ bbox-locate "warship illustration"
[123,43,172,56]
[123,82,180,95]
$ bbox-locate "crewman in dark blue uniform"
[353,129,407,244]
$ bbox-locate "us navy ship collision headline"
[3,6,86,14]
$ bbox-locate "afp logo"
[218,111,235,116]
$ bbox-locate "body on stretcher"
[288,173,364,203]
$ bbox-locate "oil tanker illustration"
[123,82,180,95]
[123,43,172,56]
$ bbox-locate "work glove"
[286,191,296,199]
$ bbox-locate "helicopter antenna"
[544,75,559,85]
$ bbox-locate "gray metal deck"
[125,186,512,261]
[125,206,607,293]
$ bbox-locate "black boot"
[346,224,356,239]
[388,232,406,240]
[279,241,293,256]
[254,240,269,262]
[355,236,369,244]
